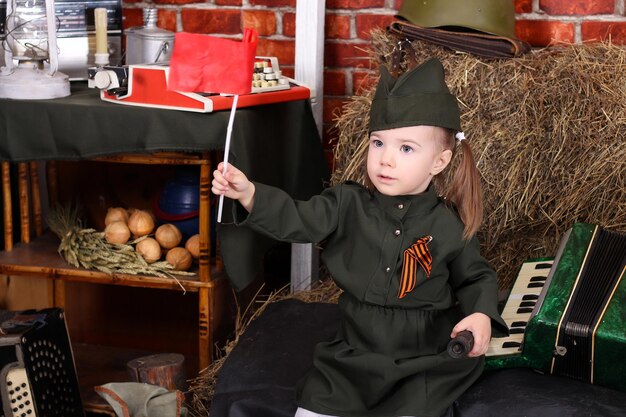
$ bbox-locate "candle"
[95,8,108,55]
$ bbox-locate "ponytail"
[446,139,483,240]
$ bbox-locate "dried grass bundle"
[48,204,194,283]
[333,31,626,288]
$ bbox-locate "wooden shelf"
[0,231,221,292]
[72,343,198,415]
[91,152,211,166]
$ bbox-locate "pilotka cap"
[369,58,462,134]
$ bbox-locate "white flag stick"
[217,94,239,223]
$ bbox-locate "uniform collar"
[373,185,440,220]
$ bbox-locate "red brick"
[352,70,376,95]
[326,14,351,39]
[157,10,177,32]
[257,39,295,65]
[283,13,296,37]
[281,66,295,79]
[356,14,395,40]
[324,41,372,68]
[539,0,614,15]
[123,8,143,29]
[249,0,295,6]
[323,98,349,125]
[181,10,241,34]
[582,21,626,44]
[278,65,296,78]
[153,0,201,4]
[123,0,141,4]
[242,10,276,36]
[324,70,347,96]
[216,0,242,5]
[327,0,385,9]
[395,0,404,10]
[515,20,575,47]
[515,0,533,13]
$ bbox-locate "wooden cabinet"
[0,153,232,412]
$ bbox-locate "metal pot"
[125,8,175,65]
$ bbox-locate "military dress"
[233,181,508,417]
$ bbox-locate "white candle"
[95,8,108,54]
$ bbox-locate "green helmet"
[397,0,517,40]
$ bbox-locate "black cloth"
[211,300,341,417]
[211,299,626,417]
[0,83,329,287]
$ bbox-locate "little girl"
[212,58,508,417]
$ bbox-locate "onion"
[155,224,182,249]
[128,210,155,238]
[104,207,129,226]
[166,247,192,271]
[185,234,200,259]
[104,221,130,244]
[136,237,162,263]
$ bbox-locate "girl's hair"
[437,128,483,240]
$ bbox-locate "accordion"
[486,223,626,392]
[0,308,84,417]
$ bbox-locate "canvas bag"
[167,29,258,95]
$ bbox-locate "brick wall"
[122,0,626,168]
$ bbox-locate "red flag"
[167,29,258,95]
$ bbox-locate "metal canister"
[125,8,174,65]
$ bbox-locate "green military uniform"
[233,181,508,417]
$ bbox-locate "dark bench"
[210,299,626,417]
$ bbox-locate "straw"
[217,94,239,223]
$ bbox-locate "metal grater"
[6,368,35,417]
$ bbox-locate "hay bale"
[332,30,626,289]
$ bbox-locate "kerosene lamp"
[0,0,70,99]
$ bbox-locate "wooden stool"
[126,353,187,392]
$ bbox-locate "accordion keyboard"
[487,259,554,357]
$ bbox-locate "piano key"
[486,259,554,358]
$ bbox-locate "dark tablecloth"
[0,83,330,288]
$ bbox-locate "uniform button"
[394,229,401,236]
[397,204,404,209]
[385,266,391,272]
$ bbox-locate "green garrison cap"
[369,58,461,134]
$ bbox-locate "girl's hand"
[212,162,255,212]
[451,312,491,357]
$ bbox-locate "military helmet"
[397,0,517,40]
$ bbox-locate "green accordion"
[486,223,626,392]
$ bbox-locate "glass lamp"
[0,0,70,99]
